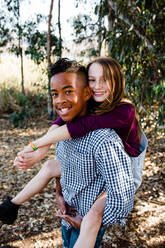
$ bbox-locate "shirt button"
[64,154,67,158]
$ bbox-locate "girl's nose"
[95,80,103,88]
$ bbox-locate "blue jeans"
[61,224,106,248]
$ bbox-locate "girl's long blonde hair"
[87,57,141,138]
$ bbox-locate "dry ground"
[0,114,164,248]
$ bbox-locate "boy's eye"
[65,90,72,95]
[51,93,58,97]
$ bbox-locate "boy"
[1,58,134,247]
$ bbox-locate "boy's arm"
[55,178,67,214]
[96,137,134,226]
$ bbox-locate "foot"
[0,197,20,224]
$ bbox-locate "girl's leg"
[0,159,61,224]
[74,192,106,248]
[12,159,61,205]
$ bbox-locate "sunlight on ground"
[9,228,62,248]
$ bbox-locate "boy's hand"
[56,194,67,215]
[56,212,82,229]
[55,194,77,216]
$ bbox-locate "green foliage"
[0,9,13,50]
[7,91,34,127]
[0,84,47,127]
[10,106,34,128]
[72,0,165,129]
[153,82,165,125]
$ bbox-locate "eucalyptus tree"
[105,0,165,126]
[73,0,165,127]
[58,0,62,58]
[0,10,12,51]
[2,0,25,94]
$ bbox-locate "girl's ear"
[84,87,92,101]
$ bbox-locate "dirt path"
[0,115,164,248]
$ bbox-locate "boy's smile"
[51,72,90,122]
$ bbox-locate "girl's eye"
[88,79,95,82]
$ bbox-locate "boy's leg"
[0,159,61,224]
[69,227,80,248]
[73,192,106,248]
[12,159,61,205]
[61,224,73,248]
[94,225,107,248]
[70,225,106,248]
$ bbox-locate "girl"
[0,57,147,248]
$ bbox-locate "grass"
[0,54,48,115]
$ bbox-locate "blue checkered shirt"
[56,128,134,228]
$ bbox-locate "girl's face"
[88,63,110,102]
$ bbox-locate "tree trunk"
[58,0,62,57]
[97,0,103,56]
[20,45,25,95]
[17,0,25,95]
[107,8,113,55]
[47,0,54,120]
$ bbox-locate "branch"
[108,0,154,51]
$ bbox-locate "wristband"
[30,142,38,151]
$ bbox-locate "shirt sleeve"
[66,103,134,139]
[51,117,65,126]
[95,135,134,226]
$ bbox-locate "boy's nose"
[56,94,66,104]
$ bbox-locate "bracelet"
[30,142,38,151]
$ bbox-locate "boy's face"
[51,72,91,122]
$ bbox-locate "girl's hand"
[17,144,33,155]
[14,150,39,170]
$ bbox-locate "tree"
[47,0,54,120]
[46,0,63,120]
[58,0,62,58]
[0,10,12,50]
[72,0,165,127]
[4,0,25,94]
[105,0,165,126]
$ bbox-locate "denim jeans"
[131,131,148,191]
[61,224,106,248]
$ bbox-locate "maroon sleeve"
[51,117,65,126]
[66,103,134,139]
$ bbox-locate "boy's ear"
[84,87,92,101]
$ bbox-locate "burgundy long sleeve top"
[52,103,141,157]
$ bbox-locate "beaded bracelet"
[30,142,38,151]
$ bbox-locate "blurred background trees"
[0,0,164,129]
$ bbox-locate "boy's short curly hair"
[50,58,88,83]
